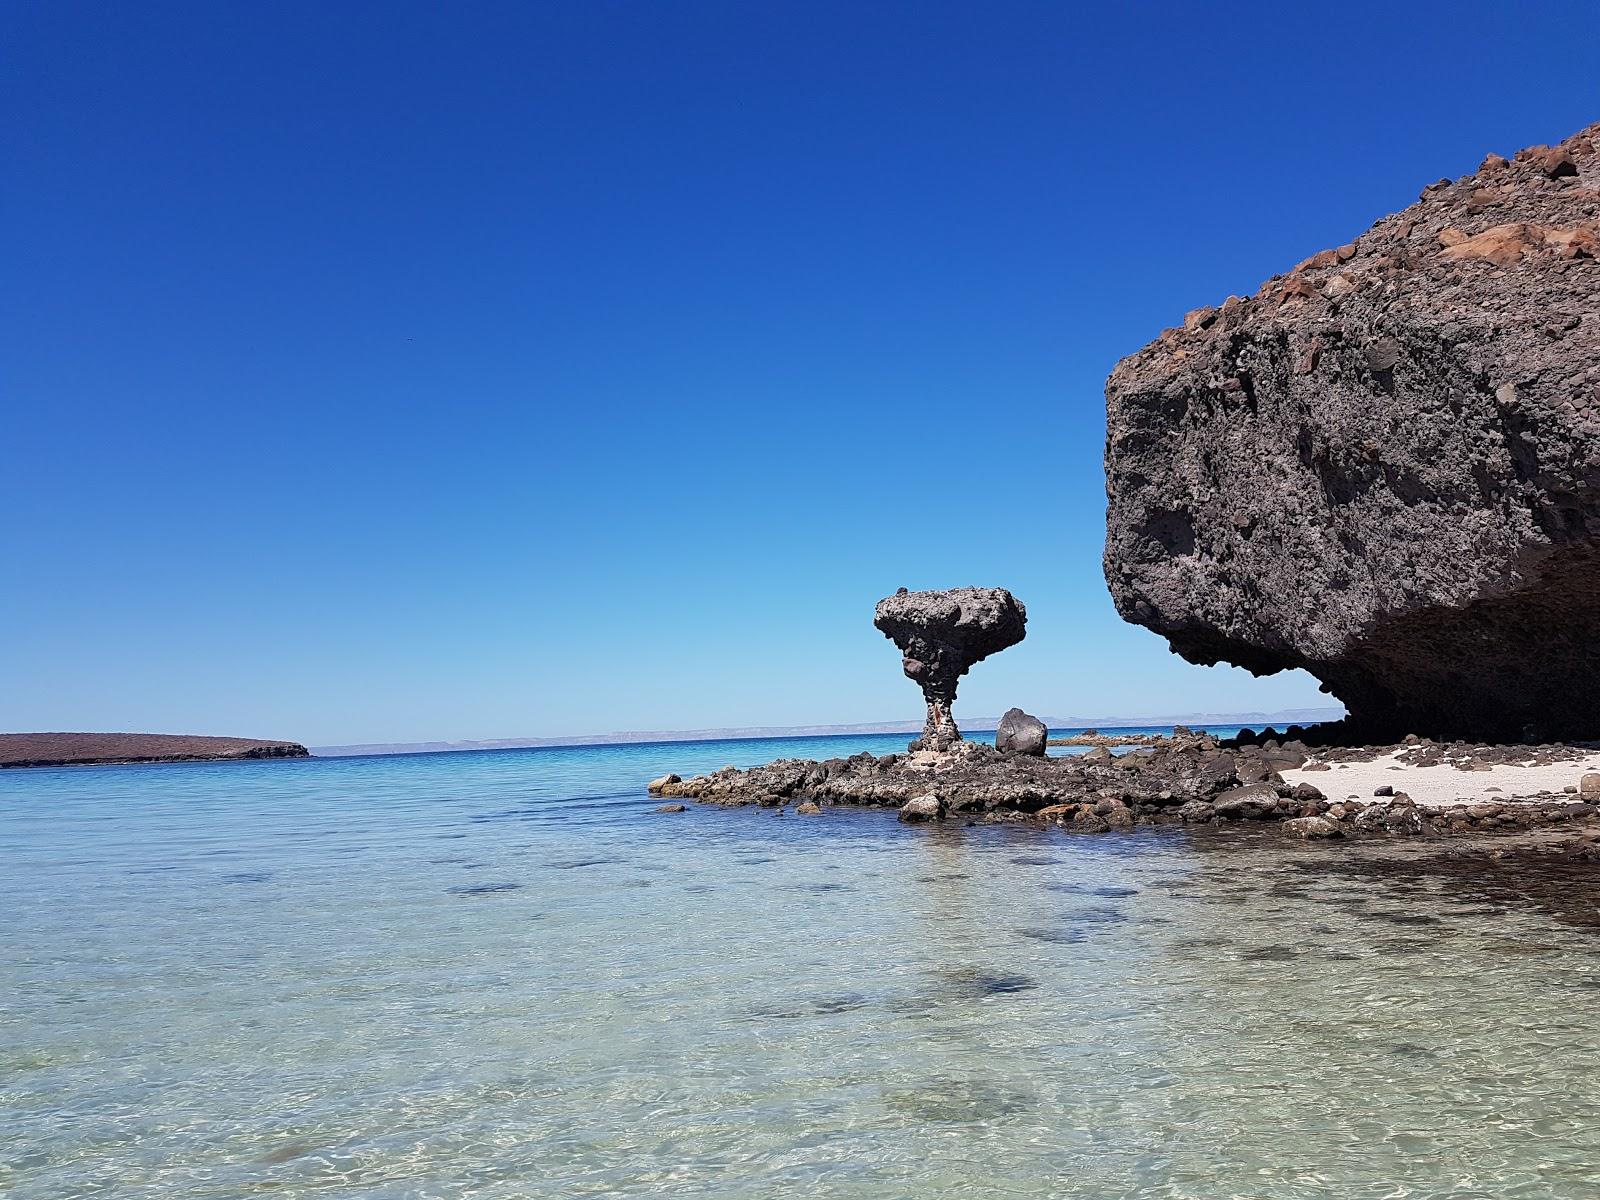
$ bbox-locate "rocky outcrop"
[0,733,311,769]
[650,733,1600,840]
[873,587,1027,750]
[1105,122,1600,742]
[995,707,1048,756]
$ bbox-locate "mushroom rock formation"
[1104,121,1600,743]
[874,587,1027,751]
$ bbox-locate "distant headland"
[0,733,311,770]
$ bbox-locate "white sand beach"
[1282,748,1600,808]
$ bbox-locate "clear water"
[5,732,1600,1199]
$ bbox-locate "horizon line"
[311,706,1345,757]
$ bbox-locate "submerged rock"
[1104,121,1600,743]
[995,707,1048,756]
[874,587,1027,751]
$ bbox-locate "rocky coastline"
[648,728,1600,855]
[649,124,1600,861]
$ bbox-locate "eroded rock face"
[873,587,1027,750]
[1105,122,1600,742]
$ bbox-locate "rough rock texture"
[898,794,946,823]
[651,733,1600,841]
[0,732,310,769]
[873,587,1027,750]
[995,707,1048,756]
[1105,122,1600,742]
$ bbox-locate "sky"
[4,1,1598,745]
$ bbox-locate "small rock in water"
[899,793,946,823]
[1213,783,1277,819]
[656,803,687,813]
[1283,815,1344,839]
[995,707,1048,756]
[795,800,822,815]
[1580,773,1600,799]
[1374,785,1394,797]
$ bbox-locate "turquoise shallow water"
[5,732,1600,1199]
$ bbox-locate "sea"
[5,729,1600,1199]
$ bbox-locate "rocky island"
[0,733,311,769]
[649,122,1600,854]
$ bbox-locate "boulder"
[1104,121,1600,742]
[874,587,1027,751]
[898,793,946,823]
[655,803,687,813]
[1283,815,1344,839]
[647,773,680,794]
[1213,782,1279,818]
[995,707,1048,756]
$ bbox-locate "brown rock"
[1545,225,1600,259]
[1523,145,1579,179]
[1438,223,1534,266]
[1296,248,1343,272]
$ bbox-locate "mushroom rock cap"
[873,586,1028,700]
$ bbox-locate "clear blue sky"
[5,2,1597,744]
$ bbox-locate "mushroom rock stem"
[921,699,961,752]
[874,586,1028,752]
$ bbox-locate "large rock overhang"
[1102,124,1600,742]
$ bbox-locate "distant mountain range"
[312,707,1344,758]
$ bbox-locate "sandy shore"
[1283,748,1600,808]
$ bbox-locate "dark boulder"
[1104,121,1600,742]
[995,707,1048,756]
